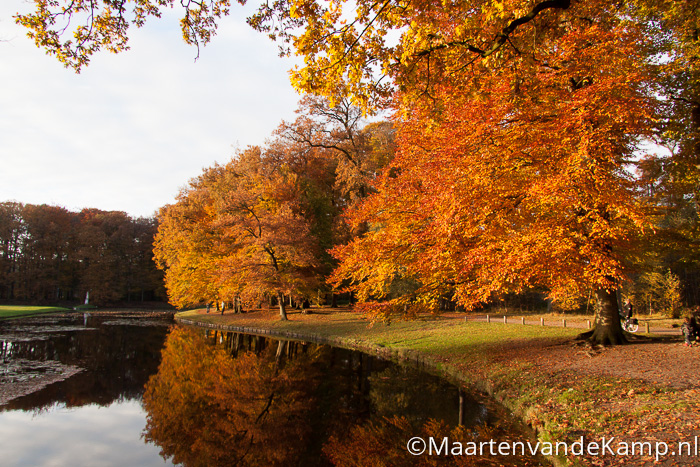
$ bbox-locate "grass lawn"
[0,305,71,320]
[177,307,698,467]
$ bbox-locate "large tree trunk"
[588,287,626,345]
[277,291,287,321]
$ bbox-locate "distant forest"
[0,202,165,306]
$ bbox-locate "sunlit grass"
[0,305,70,320]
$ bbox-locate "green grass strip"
[0,305,71,320]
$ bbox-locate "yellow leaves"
[14,0,232,71]
[482,0,512,23]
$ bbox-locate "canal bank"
[177,308,700,467]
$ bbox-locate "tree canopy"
[155,147,324,318]
[326,0,665,343]
[153,98,392,316]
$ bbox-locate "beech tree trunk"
[277,291,287,321]
[588,287,626,345]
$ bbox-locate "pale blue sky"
[0,1,301,217]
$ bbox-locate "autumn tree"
[328,2,660,345]
[271,97,395,304]
[276,95,395,203]
[213,147,325,318]
[19,204,78,301]
[154,145,328,319]
[0,202,26,300]
[125,216,165,302]
[75,209,134,304]
[153,95,393,316]
[153,171,224,309]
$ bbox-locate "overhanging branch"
[416,0,571,59]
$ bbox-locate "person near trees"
[681,317,695,347]
[621,299,633,320]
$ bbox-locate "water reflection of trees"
[368,366,489,428]
[0,315,171,411]
[142,327,322,466]
[143,328,542,466]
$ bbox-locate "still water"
[0,312,544,466]
[0,312,173,466]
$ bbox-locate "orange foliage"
[154,147,325,313]
[330,2,657,336]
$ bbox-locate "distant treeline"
[0,202,165,306]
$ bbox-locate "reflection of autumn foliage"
[142,327,319,466]
[324,417,540,467]
[145,328,541,466]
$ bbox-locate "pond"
[0,312,545,466]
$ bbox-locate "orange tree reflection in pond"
[142,327,321,466]
[143,327,542,466]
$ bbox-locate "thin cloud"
[0,0,300,217]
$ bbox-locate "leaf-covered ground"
[178,308,700,466]
[455,335,700,466]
